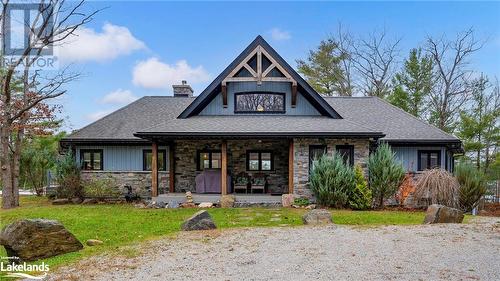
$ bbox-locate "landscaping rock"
[71,198,83,204]
[180,202,196,208]
[82,198,98,205]
[281,194,295,207]
[0,219,83,262]
[167,200,180,208]
[86,239,103,246]
[198,202,214,208]
[52,198,70,205]
[424,204,464,224]
[305,204,317,210]
[181,210,217,231]
[302,209,333,225]
[220,195,235,208]
[155,201,167,208]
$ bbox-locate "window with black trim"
[143,149,167,171]
[197,150,222,170]
[336,145,354,166]
[246,151,273,171]
[309,145,327,173]
[234,92,285,113]
[418,150,441,171]
[80,149,103,170]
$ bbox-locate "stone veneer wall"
[292,138,370,198]
[81,171,169,197]
[173,139,289,193]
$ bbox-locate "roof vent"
[173,80,193,97]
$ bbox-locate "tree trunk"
[1,124,18,209]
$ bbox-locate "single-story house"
[60,35,462,200]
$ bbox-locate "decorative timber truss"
[221,45,298,108]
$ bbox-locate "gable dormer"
[178,36,341,119]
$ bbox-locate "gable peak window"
[235,92,285,113]
[80,149,103,171]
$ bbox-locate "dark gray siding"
[199,81,321,116]
[391,146,450,172]
[75,145,169,171]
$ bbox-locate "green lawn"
[0,196,426,270]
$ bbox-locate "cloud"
[58,23,146,63]
[85,110,114,122]
[99,89,138,105]
[132,58,210,90]
[269,28,291,41]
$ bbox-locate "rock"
[305,204,317,210]
[281,194,295,207]
[180,202,196,208]
[134,203,146,208]
[82,198,98,205]
[302,209,333,225]
[291,204,300,208]
[71,198,83,204]
[0,219,83,262]
[181,210,217,231]
[52,198,70,205]
[167,200,180,208]
[155,201,166,208]
[185,191,194,203]
[220,195,235,208]
[423,204,464,224]
[86,239,103,246]
[198,202,214,208]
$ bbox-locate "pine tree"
[387,48,433,118]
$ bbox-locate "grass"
[0,196,426,271]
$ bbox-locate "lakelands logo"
[1,257,50,280]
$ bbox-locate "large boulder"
[281,194,295,208]
[302,209,333,225]
[423,204,464,224]
[220,195,235,208]
[0,219,83,262]
[181,210,217,231]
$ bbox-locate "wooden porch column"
[221,140,228,195]
[288,139,294,194]
[151,141,158,197]
[169,143,175,193]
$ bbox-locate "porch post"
[151,141,158,197]
[288,138,294,194]
[169,142,175,193]
[221,140,228,195]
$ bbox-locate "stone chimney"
[173,80,193,97]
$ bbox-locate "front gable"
[178,36,341,118]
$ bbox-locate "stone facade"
[173,139,289,193]
[81,171,169,197]
[292,138,370,198]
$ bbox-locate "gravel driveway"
[50,217,500,281]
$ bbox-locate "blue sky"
[57,1,500,130]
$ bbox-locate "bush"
[309,154,355,208]
[348,165,372,210]
[55,152,83,199]
[395,173,416,205]
[83,176,121,198]
[293,197,310,207]
[368,143,405,208]
[455,162,487,212]
[413,168,459,208]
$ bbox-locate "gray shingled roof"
[63,96,459,143]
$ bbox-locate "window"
[80,149,103,170]
[197,150,222,170]
[309,145,327,173]
[418,150,441,171]
[246,151,273,171]
[143,150,167,171]
[234,92,285,113]
[336,145,354,166]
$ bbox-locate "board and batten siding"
[391,146,453,172]
[75,145,169,171]
[199,81,321,116]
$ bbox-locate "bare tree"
[425,28,484,132]
[0,0,99,209]
[352,29,401,98]
[331,23,355,96]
